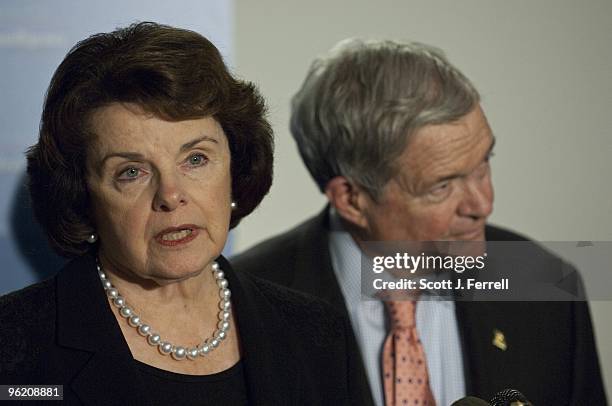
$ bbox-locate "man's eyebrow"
[428,134,497,185]
[100,135,219,166]
[486,135,497,156]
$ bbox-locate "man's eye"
[425,181,453,202]
[430,182,449,195]
[474,160,491,178]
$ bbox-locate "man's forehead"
[395,107,494,190]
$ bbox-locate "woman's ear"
[324,176,370,229]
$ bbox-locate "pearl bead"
[96,257,231,362]
[187,348,199,360]
[138,324,151,336]
[220,300,231,311]
[147,333,161,346]
[172,346,186,360]
[159,342,173,355]
[119,306,132,318]
[220,288,231,300]
[128,315,141,327]
[199,344,211,356]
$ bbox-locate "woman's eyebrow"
[99,135,219,166]
[180,135,218,153]
[100,152,145,167]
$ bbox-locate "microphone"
[490,388,533,406]
[451,396,490,405]
[451,389,533,406]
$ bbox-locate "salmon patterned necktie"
[382,300,436,406]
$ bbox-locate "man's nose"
[457,178,493,219]
[152,173,187,212]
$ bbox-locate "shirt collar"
[328,207,454,306]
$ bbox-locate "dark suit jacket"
[0,253,364,405]
[232,209,607,405]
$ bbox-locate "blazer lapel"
[220,256,301,405]
[291,208,351,317]
[56,255,148,405]
[289,208,375,406]
[455,225,527,397]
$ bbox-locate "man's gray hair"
[290,38,480,200]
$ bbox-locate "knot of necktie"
[385,299,417,331]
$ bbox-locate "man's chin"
[450,229,486,241]
[434,231,487,257]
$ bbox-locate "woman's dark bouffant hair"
[27,22,273,257]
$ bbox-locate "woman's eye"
[187,153,207,166]
[118,167,140,180]
[126,168,139,177]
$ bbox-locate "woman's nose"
[152,174,187,212]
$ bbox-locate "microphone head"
[451,396,491,406]
[490,389,532,406]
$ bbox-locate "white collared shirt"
[328,209,466,406]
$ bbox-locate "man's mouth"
[453,228,484,240]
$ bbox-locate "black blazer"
[231,208,607,405]
[0,254,365,405]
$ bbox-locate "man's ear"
[324,176,370,229]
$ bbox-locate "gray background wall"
[232,0,612,397]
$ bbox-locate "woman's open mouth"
[155,225,200,246]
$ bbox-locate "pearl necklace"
[97,260,232,361]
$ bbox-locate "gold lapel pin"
[492,329,507,351]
